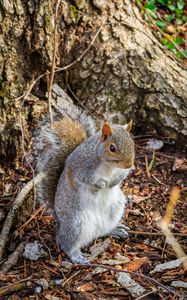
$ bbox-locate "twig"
[76,263,175,295]
[128,230,187,237]
[154,187,187,270]
[35,218,53,261]
[145,155,151,177]
[135,145,177,159]
[0,173,45,261]
[155,212,187,270]
[18,98,37,210]
[15,72,47,102]
[16,204,45,235]
[67,83,99,121]
[61,270,81,287]
[151,174,164,185]
[1,242,25,274]
[55,25,103,72]
[48,1,61,126]
[14,25,103,122]
[163,186,180,224]
[135,289,157,300]
[0,278,33,297]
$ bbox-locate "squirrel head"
[100,121,134,169]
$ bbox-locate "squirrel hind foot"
[70,250,90,265]
[110,223,129,240]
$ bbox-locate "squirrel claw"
[110,223,129,240]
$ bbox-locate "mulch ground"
[0,136,186,300]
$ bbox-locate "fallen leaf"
[171,281,187,288]
[150,257,187,274]
[125,257,150,272]
[132,195,151,204]
[146,139,164,150]
[166,25,176,34]
[116,272,146,297]
[89,238,110,260]
[172,158,187,172]
[76,282,95,292]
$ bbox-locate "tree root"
[1,242,25,274]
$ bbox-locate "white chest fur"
[77,164,128,249]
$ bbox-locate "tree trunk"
[0,0,186,164]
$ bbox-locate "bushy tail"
[34,107,96,208]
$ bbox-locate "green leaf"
[176,50,187,59]
[145,0,157,11]
[174,37,184,45]
[147,9,158,18]
[168,4,176,11]
[166,41,175,50]
[177,1,184,10]
[176,18,183,25]
[176,51,182,59]
[175,8,183,16]
[171,48,177,54]
[165,14,175,22]
[157,0,166,5]
[182,50,187,57]
[162,38,168,45]
[156,20,166,29]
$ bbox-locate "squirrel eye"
[110,144,117,152]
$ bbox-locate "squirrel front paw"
[110,223,129,240]
[93,179,108,190]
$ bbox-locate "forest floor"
[0,136,187,300]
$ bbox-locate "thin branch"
[67,83,99,121]
[155,212,187,270]
[76,263,175,295]
[18,99,37,210]
[0,278,33,297]
[15,72,47,102]
[55,25,103,72]
[14,25,103,124]
[135,145,177,159]
[128,230,187,237]
[1,242,25,274]
[136,289,157,300]
[16,204,45,235]
[47,0,61,126]
[0,173,45,261]
[154,187,187,270]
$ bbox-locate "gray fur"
[34,107,96,207]
[34,85,134,264]
[55,127,134,263]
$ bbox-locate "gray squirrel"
[35,107,135,264]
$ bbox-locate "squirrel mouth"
[107,159,121,163]
[107,159,134,169]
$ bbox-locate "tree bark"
[0,0,186,164]
[67,0,187,139]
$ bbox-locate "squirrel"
[34,107,135,264]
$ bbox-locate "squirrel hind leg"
[56,226,89,264]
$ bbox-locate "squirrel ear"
[101,123,112,142]
[124,120,133,133]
